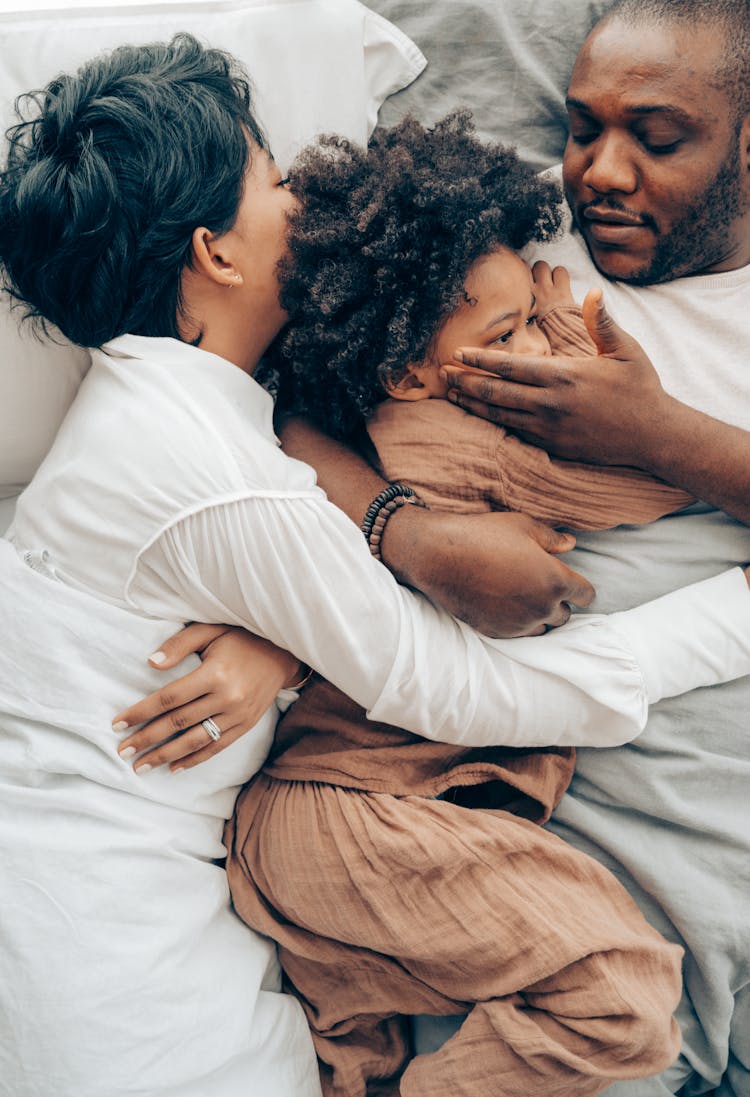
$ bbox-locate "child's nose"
[517,323,551,357]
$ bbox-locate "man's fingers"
[557,565,595,608]
[528,523,577,557]
[148,622,228,669]
[447,351,555,387]
[581,288,638,359]
[542,601,573,629]
[444,370,552,415]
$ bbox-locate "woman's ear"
[190,226,244,289]
[384,362,446,402]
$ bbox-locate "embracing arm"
[279,416,593,637]
[126,488,750,754]
[443,289,750,527]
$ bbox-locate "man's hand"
[382,507,595,638]
[442,288,671,467]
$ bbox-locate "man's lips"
[581,207,651,246]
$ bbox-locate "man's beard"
[636,147,746,284]
[578,140,747,286]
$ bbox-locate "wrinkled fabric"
[227,775,683,1097]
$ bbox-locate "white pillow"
[0,0,425,505]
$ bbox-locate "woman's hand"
[112,624,304,773]
[441,288,671,466]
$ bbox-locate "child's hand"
[531,261,577,316]
[112,624,305,773]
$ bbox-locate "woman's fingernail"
[454,350,464,362]
[172,767,185,775]
[118,746,137,760]
[447,391,458,403]
[112,720,129,733]
[134,763,152,775]
[149,651,167,665]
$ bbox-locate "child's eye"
[493,330,513,345]
[526,315,538,327]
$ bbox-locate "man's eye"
[641,139,682,156]
[569,130,598,146]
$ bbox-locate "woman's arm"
[442,290,750,526]
[125,490,750,756]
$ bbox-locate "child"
[225,114,694,1097]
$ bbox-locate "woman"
[2,33,750,1097]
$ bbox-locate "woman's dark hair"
[268,111,562,439]
[0,33,265,347]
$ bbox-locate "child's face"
[388,246,552,402]
[433,247,552,370]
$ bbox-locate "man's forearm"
[644,399,750,527]
[279,417,384,525]
[278,416,596,638]
[278,416,422,586]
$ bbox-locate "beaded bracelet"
[361,483,427,561]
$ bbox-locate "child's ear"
[384,362,443,402]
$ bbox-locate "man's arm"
[442,290,750,527]
[279,417,595,638]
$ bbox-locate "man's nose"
[582,131,637,195]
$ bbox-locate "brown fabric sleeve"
[368,392,694,530]
[494,431,694,529]
[367,398,502,513]
[537,305,596,356]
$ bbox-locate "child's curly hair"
[270,111,562,439]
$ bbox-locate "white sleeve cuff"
[607,567,750,704]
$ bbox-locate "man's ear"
[190,226,244,289]
[384,362,444,402]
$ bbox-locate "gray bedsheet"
[367,0,615,170]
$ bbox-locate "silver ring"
[201,717,222,742]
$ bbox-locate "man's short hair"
[605,0,750,122]
[0,33,265,347]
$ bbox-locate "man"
[291,2,750,1093]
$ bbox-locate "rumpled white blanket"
[0,539,322,1097]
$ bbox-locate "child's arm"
[532,261,596,356]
